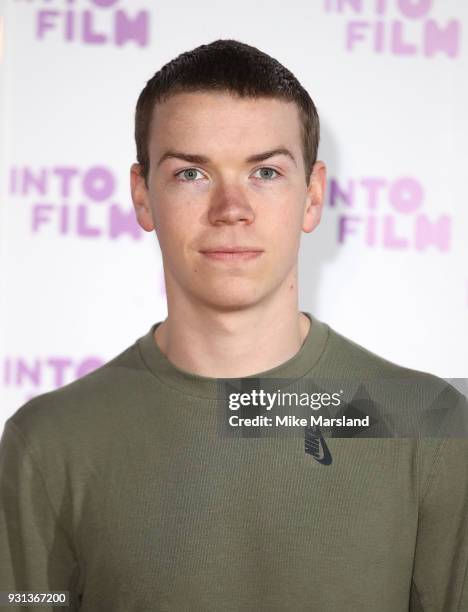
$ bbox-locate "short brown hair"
[134,39,320,186]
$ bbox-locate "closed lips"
[199,247,264,262]
[200,247,263,253]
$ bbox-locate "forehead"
[149,92,303,152]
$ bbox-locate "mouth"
[199,247,264,262]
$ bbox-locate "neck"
[154,294,311,379]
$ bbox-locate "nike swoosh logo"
[305,425,332,465]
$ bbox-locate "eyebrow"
[156,147,297,168]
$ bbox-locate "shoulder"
[320,323,468,487]
[325,323,419,376]
[321,322,466,424]
[4,339,148,452]
[325,323,449,384]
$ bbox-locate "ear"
[130,163,155,232]
[302,161,326,233]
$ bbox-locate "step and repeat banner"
[1,0,467,422]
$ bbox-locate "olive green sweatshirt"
[0,312,467,611]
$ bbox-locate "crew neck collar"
[137,311,330,400]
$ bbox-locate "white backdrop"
[1,0,467,422]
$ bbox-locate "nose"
[207,181,255,226]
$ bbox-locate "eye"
[253,167,281,180]
[174,168,205,181]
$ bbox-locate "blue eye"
[174,167,281,182]
[175,168,204,181]
[253,167,280,180]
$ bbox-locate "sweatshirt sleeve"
[410,435,468,611]
[0,420,81,610]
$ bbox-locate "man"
[1,39,467,611]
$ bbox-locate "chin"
[193,271,286,310]
[197,287,265,312]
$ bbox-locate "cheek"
[266,199,302,244]
[153,200,189,246]
[159,221,187,257]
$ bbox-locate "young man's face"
[131,91,325,311]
